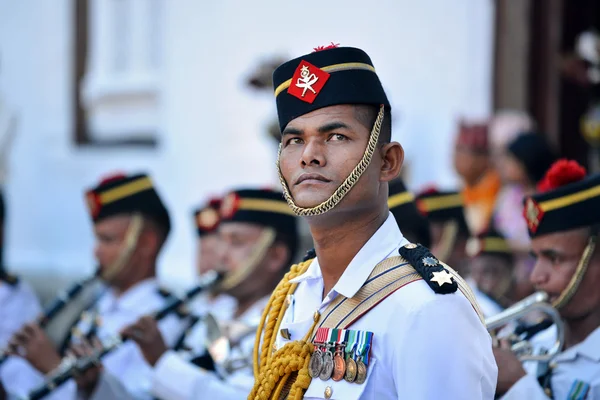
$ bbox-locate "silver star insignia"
[422,256,439,267]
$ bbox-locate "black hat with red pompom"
[272,43,390,131]
[85,172,171,235]
[193,198,221,237]
[523,159,600,237]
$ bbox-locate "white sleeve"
[0,283,42,348]
[0,356,76,400]
[152,351,252,400]
[86,371,136,400]
[99,314,186,400]
[393,293,498,399]
[500,374,550,400]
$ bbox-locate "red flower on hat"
[536,159,587,193]
[417,185,440,196]
[313,42,340,52]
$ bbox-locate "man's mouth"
[295,173,331,185]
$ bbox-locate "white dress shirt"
[0,278,185,400]
[502,325,600,399]
[0,280,41,349]
[275,213,498,400]
[152,296,269,400]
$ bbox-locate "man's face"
[453,146,489,183]
[93,215,132,281]
[470,254,512,299]
[279,105,385,211]
[530,228,600,319]
[197,233,221,275]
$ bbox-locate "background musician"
[495,160,600,399]
[467,229,516,316]
[109,188,299,400]
[0,173,186,399]
[0,189,41,349]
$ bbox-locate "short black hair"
[353,104,392,144]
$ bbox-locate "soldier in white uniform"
[189,198,238,323]
[0,273,41,351]
[0,190,41,349]
[0,172,186,400]
[93,188,299,400]
[249,44,497,399]
[495,159,600,399]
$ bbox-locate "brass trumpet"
[485,291,564,362]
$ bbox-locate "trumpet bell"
[485,291,564,363]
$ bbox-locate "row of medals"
[308,343,367,384]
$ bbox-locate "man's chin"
[290,193,332,209]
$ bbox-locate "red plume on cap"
[313,42,340,52]
[99,172,128,186]
[536,159,587,193]
[417,185,440,196]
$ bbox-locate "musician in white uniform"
[101,188,299,400]
[0,173,185,400]
[495,160,600,399]
[249,44,497,400]
[0,190,41,349]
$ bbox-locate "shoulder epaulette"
[0,270,19,286]
[398,243,457,294]
[302,248,316,262]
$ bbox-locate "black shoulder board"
[0,270,19,286]
[302,248,316,262]
[398,243,457,294]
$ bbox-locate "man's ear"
[266,242,290,273]
[138,228,159,257]
[379,142,404,182]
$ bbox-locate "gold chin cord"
[276,104,385,216]
[218,228,276,292]
[552,231,598,309]
[100,213,144,282]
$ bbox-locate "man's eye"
[329,134,347,141]
[286,137,303,146]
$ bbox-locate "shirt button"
[324,386,333,399]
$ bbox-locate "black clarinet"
[0,268,101,367]
[26,271,222,400]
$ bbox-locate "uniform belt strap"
[312,256,483,336]
[312,256,420,335]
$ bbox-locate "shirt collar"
[97,278,159,313]
[556,326,600,363]
[290,212,408,299]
